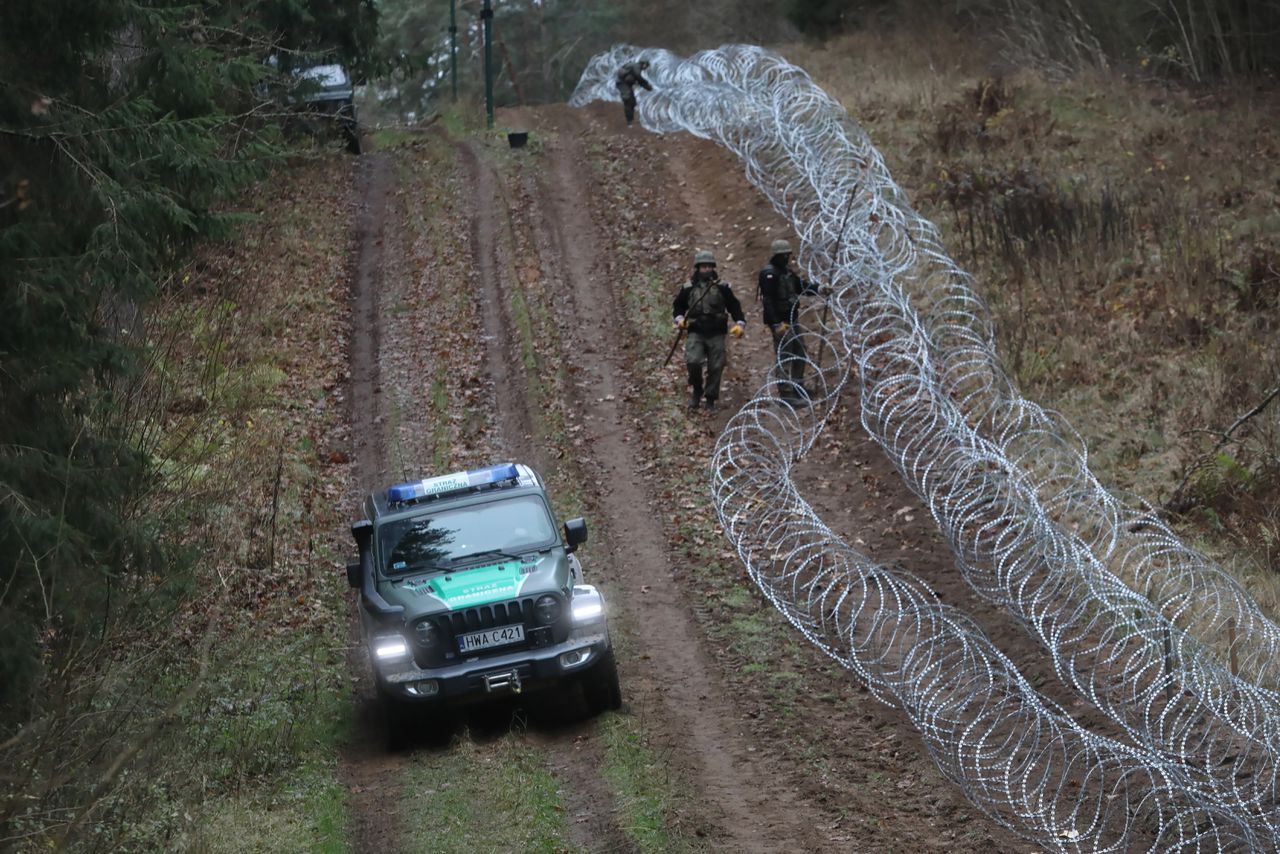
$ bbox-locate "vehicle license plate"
[458,624,525,653]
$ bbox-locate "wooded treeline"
[371,0,791,118]
[371,0,1280,118]
[0,0,375,722]
[0,2,375,846]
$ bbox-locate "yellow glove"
[675,316,688,330]
[730,323,744,338]
[772,322,789,336]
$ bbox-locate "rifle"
[813,189,857,376]
[662,327,685,367]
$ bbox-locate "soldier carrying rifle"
[672,250,745,414]
[759,238,828,406]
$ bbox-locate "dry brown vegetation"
[790,21,1280,599]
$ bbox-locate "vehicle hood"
[383,550,569,618]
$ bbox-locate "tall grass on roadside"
[0,164,356,852]
[796,19,1280,595]
[913,69,1280,588]
[982,0,1280,81]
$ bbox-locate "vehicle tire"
[341,121,362,155]
[581,650,622,715]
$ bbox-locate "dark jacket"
[758,258,818,327]
[673,275,745,336]
[615,64,653,97]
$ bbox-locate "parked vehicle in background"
[291,62,360,153]
[263,56,361,154]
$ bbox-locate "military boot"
[776,381,811,408]
[704,398,718,414]
[687,365,704,411]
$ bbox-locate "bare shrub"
[984,0,1280,81]
[932,163,1135,279]
[991,0,1110,79]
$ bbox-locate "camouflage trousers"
[771,323,809,400]
[685,331,726,401]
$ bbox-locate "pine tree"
[0,0,373,725]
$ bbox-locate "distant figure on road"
[759,238,825,406]
[615,60,652,127]
[673,250,745,414]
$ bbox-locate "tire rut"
[457,136,638,854]
[552,103,1042,852]
[339,150,408,853]
[515,105,835,852]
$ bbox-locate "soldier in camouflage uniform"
[759,238,824,405]
[673,250,745,413]
[614,60,653,126]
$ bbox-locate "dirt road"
[337,104,1043,852]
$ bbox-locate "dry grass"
[0,155,360,851]
[786,30,1280,591]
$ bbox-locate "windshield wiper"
[451,548,525,565]
[396,561,449,575]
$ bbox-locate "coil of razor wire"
[572,45,1280,850]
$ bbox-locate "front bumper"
[375,625,611,704]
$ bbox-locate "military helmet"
[693,250,717,266]
[770,238,793,255]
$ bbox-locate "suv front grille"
[448,599,532,633]
[412,595,569,666]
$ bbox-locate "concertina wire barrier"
[571,45,1280,851]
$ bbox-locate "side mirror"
[563,517,588,552]
[346,562,361,589]
[351,519,373,548]
[348,518,404,619]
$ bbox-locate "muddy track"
[339,151,407,852]
[456,137,639,854]
[521,103,1041,852]
[337,105,1047,852]
[493,106,838,851]
[455,142,540,470]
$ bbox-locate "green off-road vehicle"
[347,463,621,743]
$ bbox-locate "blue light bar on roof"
[387,463,520,504]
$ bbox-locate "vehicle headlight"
[571,586,606,624]
[373,635,409,661]
[534,595,561,625]
[572,599,603,623]
[414,620,441,649]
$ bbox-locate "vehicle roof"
[295,64,350,87]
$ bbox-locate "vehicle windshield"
[378,494,557,575]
